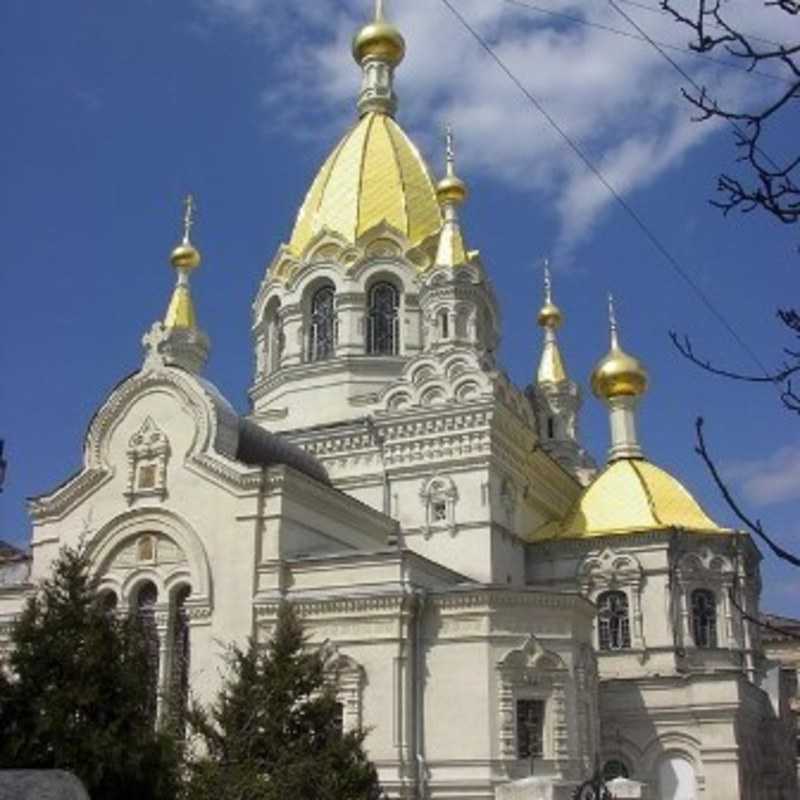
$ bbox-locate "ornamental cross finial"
[543,258,552,304]
[182,193,196,245]
[375,0,385,20]
[608,292,620,347]
[445,124,455,176]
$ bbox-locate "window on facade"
[137,534,155,562]
[516,698,545,759]
[603,759,630,781]
[597,591,631,651]
[100,590,118,615]
[439,310,449,340]
[169,585,191,734]
[367,282,399,355]
[138,463,157,489]
[691,589,717,648]
[432,500,447,522]
[546,417,555,439]
[308,286,336,362]
[332,701,345,735]
[135,581,160,723]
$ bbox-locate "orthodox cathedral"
[0,5,797,800]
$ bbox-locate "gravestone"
[0,770,90,800]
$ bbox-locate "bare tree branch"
[669,331,800,384]
[694,417,800,567]
[661,0,800,222]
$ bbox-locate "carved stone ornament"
[124,417,170,504]
[419,473,459,539]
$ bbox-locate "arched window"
[439,309,449,340]
[367,282,399,355]
[169,585,191,734]
[308,285,336,361]
[135,581,160,722]
[691,589,717,648]
[261,299,283,377]
[597,590,631,651]
[100,590,118,616]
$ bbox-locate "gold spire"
[434,125,468,268]
[170,194,201,271]
[165,195,201,330]
[591,294,648,399]
[353,0,405,68]
[536,261,567,384]
[436,124,468,207]
[537,261,563,329]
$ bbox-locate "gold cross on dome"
[182,193,196,244]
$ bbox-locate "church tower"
[418,127,500,360]
[528,266,594,484]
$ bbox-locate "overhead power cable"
[605,0,786,177]
[611,0,784,49]
[504,0,791,84]
[438,0,776,381]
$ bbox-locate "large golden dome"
[289,112,442,258]
[531,459,729,541]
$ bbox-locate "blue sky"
[2,0,798,614]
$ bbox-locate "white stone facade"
[2,11,798,799]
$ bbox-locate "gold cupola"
[536,263,567,385]
[591,294,648,400]
[352,0,405,68]
[287,1,442,260]
[165,195,201,331]
[433,126,469,268]
[436,125,468,208]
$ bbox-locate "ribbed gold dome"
[591,346,648,399]
[289,112,442,258]
[530,459,729,541]
[352,20,405,66]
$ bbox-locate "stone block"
[0,770,90,800]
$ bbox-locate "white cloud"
[198,0,788,256]
[725,444,800,507]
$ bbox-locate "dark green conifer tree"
[183,602,382,800]
[0,545,179,800]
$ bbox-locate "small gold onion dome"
[170,194,201,270]
[591,347,648,399]
[537,300,563,329]
[436,173,468,207]
[170,241,201,271]
[352,19,405,66]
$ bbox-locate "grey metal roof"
[235,418,330,485]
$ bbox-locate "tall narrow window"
[169,586,191,734]
[367,282,399,355]
[136,581,160,723]
[308,286,336,361]
[439,310,449,340]
[691,589,717,648]
[597,590,631,651]
[546,417,555,439]
[516,699,545,759]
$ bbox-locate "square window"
[138,463,157,489]
[432,500,447,522]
